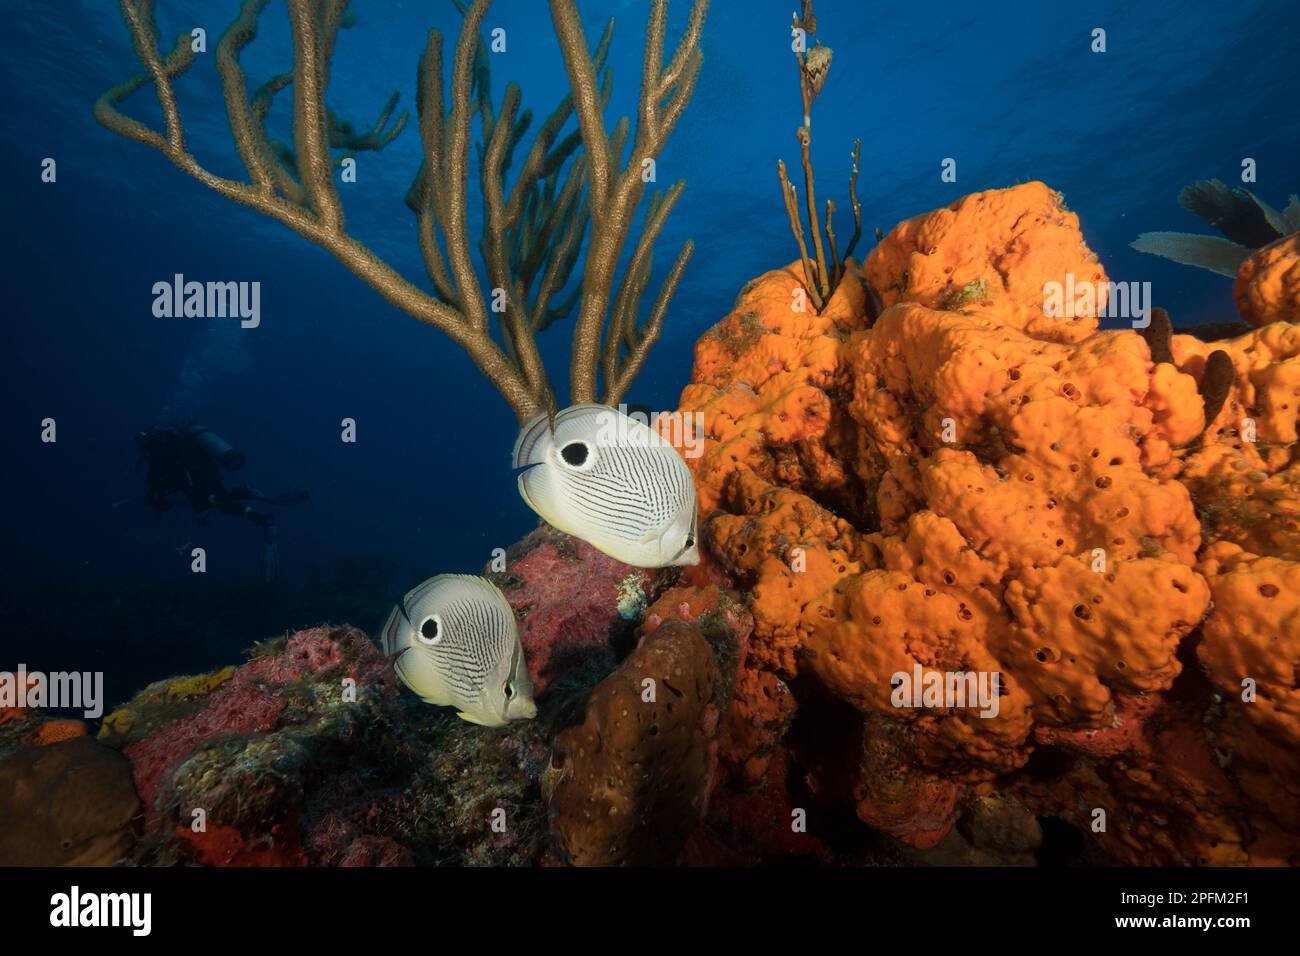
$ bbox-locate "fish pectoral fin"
[456,711,488,725]
[516,474,540,516]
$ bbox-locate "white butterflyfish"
[512,403,700,568]
[380,574,536,727]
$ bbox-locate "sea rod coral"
[775,0,862,311]
[96,0,708,419]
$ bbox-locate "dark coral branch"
[825,199,840,288]
[1141,307,1235,444]
[605,239,693,407]
[286,0,343,231]
[778,160,820,309]
[843,138,863,264]
[1200,350,1236,430]
[215,0,276,193]
[330,93,409,155]
[776,3,864,311]
[407,31,457,304]
[98,0,701,421]
[1141,307,1175,365]
[97,0,538,419]
[604,181,686,391]
[442,0,492,334]
[552,0,708,405]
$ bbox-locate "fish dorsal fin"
[511,403,619,468]
[512,411,552,469]
[412,574,507,612]
[394,574,511,640]
[378,604,402,656]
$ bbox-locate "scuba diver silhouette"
[135,421,308,581]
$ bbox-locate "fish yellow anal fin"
[457,711,489,726]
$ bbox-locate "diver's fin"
[262,541,279,583]
[261,489,310,506]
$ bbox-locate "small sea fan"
[1178,179,1289,248]
[1130,232,1254,277]
[797,0,817,34]
[1133,179,1299,277]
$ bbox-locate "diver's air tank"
[186,424,246,470]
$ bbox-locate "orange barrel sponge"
[672,182,1300,862]
[1235,233,1300,327]
[864,181,1103,342]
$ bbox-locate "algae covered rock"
[76,527,705,867]
[105,625,403,865]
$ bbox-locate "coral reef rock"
[99,625,402,865]
[11,527,695,867]
[487,524,671,696]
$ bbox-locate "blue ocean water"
[3,1,1297,700]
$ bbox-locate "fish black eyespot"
[419,616,440,644]
[560,441,589,467]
